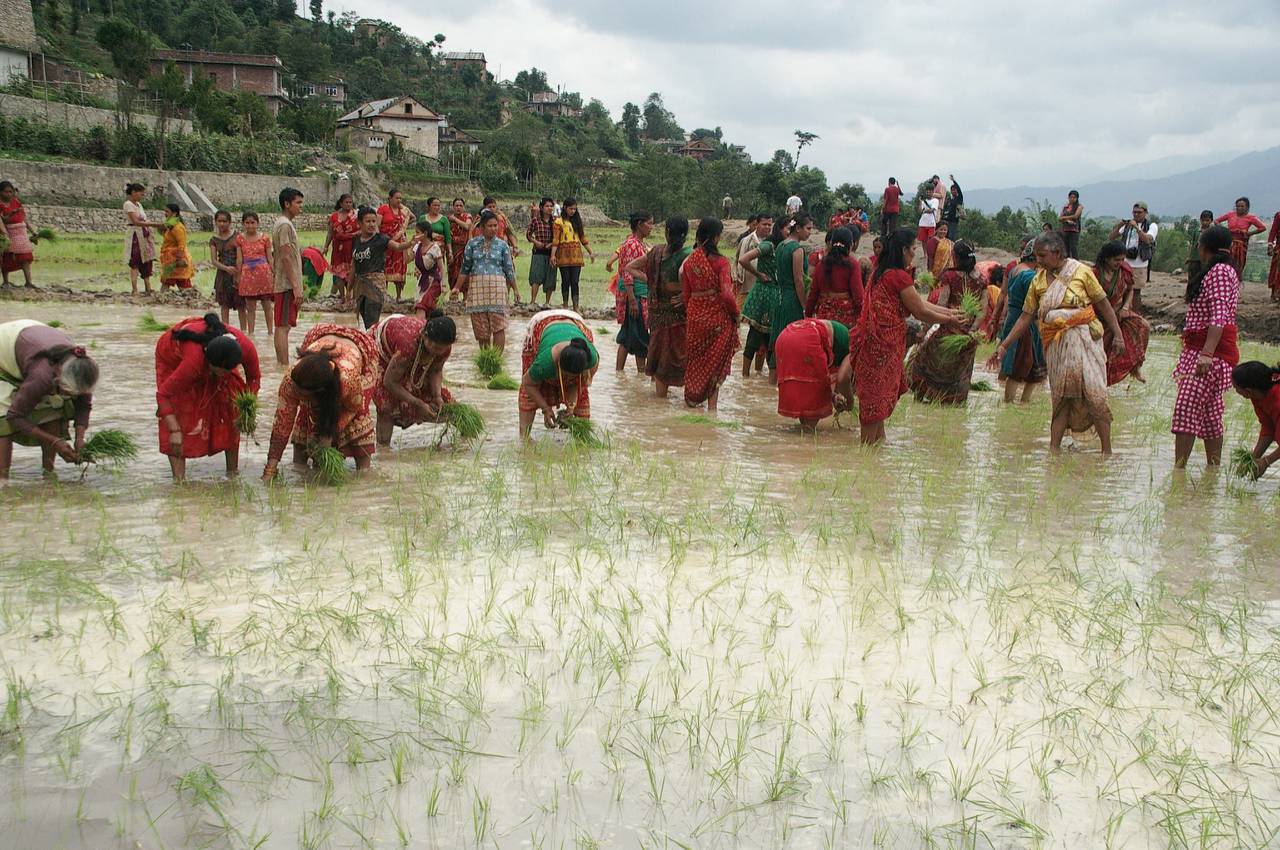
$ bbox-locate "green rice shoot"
[232,391,258,436]
[1230,447,1261,481]
[474,347,503,379]
[937,333,978,359]
[486,373,519,391]
[916,271,936,290]
[36,226,56,242]
[595,326,612,335]
[565,416,604,448]
[960,290,982,319]
[137,311,170,333]
[312,446,349,486]
[439,402,486,440]
[79,429,139,467]
[45,319,62,327]
[969,380,994,392]
[677,413,742,430]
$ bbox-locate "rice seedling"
[1229,447,1261,480]
[35,227,56,242]
[439,402,486,440]
[969,380,994,392]
[916,271,937,290]
[137,311,170,332]
[677,413,741,430]
[564,416,604,448]
[486,373,520,391]
[311,445,349,486]
[937,333,979,359]
[473,346,503,378]
[959,290,982,319]
[232,391,258,436]
[79,429,139,467]
[45,319,62,327]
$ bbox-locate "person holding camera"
[1108,202,1158,312]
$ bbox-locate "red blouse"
[805,258,864,316]
[1251,384,1280,443]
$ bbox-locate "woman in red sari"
[377,188,415,301]
[851,228,967,445]
[323,194,359,305]
[262,323,380,480]
[1093,241,1150,385]
[0,181,38,287]
[681,218,740,412]
[1215,197,1267,276]
[804,226,863,326]
[1231,360,1280,479]
[155,313,260,482]
[447,198,473,293]
[372,311,456,446]
[775,318,853,432]
[1267,211,1280,303]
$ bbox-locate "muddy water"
[2,302,1279,849]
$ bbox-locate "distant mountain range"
[965,147,1280,219]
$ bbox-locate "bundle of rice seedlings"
[35,227,56,242]
[565,416,604,448]
[1230,447,1261,481]
[80,429,139,467]
[312,446,349,486]
[937,333,978,359]
[596,327,612,336]
[474,347,503,379]
[232,391,258,435]
[916,271,937,290]
[439,402,485,440]
[486,374,519,391]
[45,319,63,328]
[969,380,994,392]
[959,290,982,319]
[138,311,170,332]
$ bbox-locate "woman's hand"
[418,398,440,419]
[542,406,557,430]
[1257,457,1271,478]
[54,439,79,464]
[166,430,184,458]
[1194,352,1212,376]
[262,461,278,482]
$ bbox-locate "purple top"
[4,324,93,435]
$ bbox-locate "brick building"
[440,51,487,75]
[150,49,289,115]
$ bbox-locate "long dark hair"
[290,352,342,441]
[561,196,586,240]
[424,309,457,344]
[1187,224,1232,304]
[1094,240,1127,271]
[823,226,854,272]
[628,210,652,233]
[695,217,724,257]
[766,216,790,245]
[874,227,916,283]
[172,313,242,369]
[560,337,593,374]
[1232,361,1280,392]
[664,215,689,255]
[333,193,353,211]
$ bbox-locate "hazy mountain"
[1079,150,1244,184]
[965,147,1280,219]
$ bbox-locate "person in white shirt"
[1108,201,1158,311]
[917,195,940,244]
[785,194,802,215]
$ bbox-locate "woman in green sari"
[768,213,814,381]
[737,217,791,377]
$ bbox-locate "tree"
[794,130,819,166]
[513,68,552,95]
[185,74,235,134]
[770,149,795,173]
[641,92,682,140]
[690,127,722,142]
[834,182,870,211]
[620,102,641,151]
[230,90,272,138]
[95,18,153,125]
[279,98,337,143]
[309,0,321,20]
[147,62,187,169]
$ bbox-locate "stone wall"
[0,92,192,134]
[0,158,347,209]
[25,204,334,234]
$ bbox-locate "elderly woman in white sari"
[991,231,1126,454]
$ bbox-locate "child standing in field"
[235,211,274,337]
[159,204,194,291]
[272,188,305,366]
[412,220,445,317]
[0,180,38,287]
[209,210,245,329]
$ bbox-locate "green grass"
[1229,447,1261,480]
[439,402,485,440]
[564,416,604,447]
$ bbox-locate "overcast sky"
[343,0,1280,190]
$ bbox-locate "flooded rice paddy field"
[2,301,1280,849]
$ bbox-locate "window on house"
[326,86,338,97]
[403,103,412,114]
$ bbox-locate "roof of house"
[680,138,716,152]
[0,0,40,52]
[338,96,443,125]
[152,49,284,69]
[440,126,481,144]
[440,51,486,62]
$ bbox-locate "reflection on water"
[2,303,1279,849]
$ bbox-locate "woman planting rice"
[371,311,457,446]
[909,241,986,405]
[992,230,1126,454]
[996,241,1046,403]
[154,313,260,482]
[518,310,598,440]
[627,216,691,397]
[851,228,966,445]
[681,217,739,413]
[263,323,380,480]
[1172,225,1240,469]
[1231,361,1280,479]
[0,319,99,478]
[607,211,653,373]
[1092,241,1149,385]
[775,318,853,432]
[804,226,862,327]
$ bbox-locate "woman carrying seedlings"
[608,211,653,373]
[155,313,260,482]
[851,228,966,445]
[804,226,863,327]
[1172,225,1240,469]
[122,182,162,295]
[1214,197,1267,276]
[627,216,692,397]
[909,241,986,405]
[0,180,38,287]
[992,230,1126,454]
[322,194,359,305]
[371,310,457,446]
[377,188,415,301]
[262,323,380,480]
[159,204,194,291]
[518,310,598,440]
[457,209,519,352]
[681,217,739,412]
[550,197,595,310]
[996,241,1047,403]
[738,218,789,377]
[235,211,275,336]
[0,319,99,479]
[1231,361,1280,479]
[775,318,853,432]
[768,213,814,376]
[1092,241,1149,385]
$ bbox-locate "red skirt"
[776,318,834,419]
[2,251,32,272]
[683,296,738,405]
[1105,311,1150,385]
[813,294,857,327]
[1269,250,1280,294]
[1229,236,1249,274]
[156,356,247,459]
[384,248,407,283]
[518,315,593,417]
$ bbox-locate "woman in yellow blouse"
[550,197,595,310]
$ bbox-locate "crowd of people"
[1,180,1280,483]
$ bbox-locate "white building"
[337,96,444,160]
[0,0,39,86]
